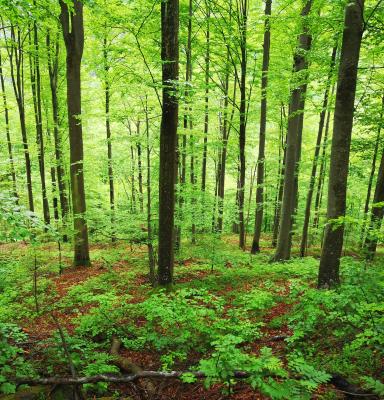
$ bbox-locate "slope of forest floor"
[0,236,383,399]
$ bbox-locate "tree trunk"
[201,0,210,192]
[7,27,34,212]
[238,0,248,250]
[272,105,287,247]
[318,0,364,288]
[29,21,51,226]
[300,44,337,257]
[136,121,144,213]
[157,0,179,288]
[272,0,313,262]
[312,85,335,232]
[103,35,116,241]
[251,0,272,254]
[47,32,69,229]
[0,50,18,202]
[360,96,384,246]
[59,0,90,267]
[363,148,384,261]
[145,97,156,285]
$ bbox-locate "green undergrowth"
[1,240,383,398]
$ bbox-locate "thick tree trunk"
[59,0,90,267]
[29,22,51,226]
[47,32,69,228]
[238,0,248,250]
[251,0,272,254]
[300,44,337,257]
[363,148,384,261]
[157,0,179,287]
[103,36,116,241]
[318,0,364,288]
[272,0,312,262]
[0,50,18,202]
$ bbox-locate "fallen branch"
[15,370,248,385]
[15,370,379,398]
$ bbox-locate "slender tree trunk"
[318,0,364,288]
[272,105,286,247]
[272,0,313,262]
[145,97,156,285]
[251,0,272,254]
[201,0,210,192]
[136,121,144,213]
[300,44,337,257]
[103,35,116,241]
[363,147,384,261]
[59,0,90,267]
[360,96,384,246]
[157,0,179,287]
[238,0,248,250]
[47,32,69,228]
[128,122,137,213]
[29,21,51,226]
[312,85,335,231]
[7,27,34,211]
[0,50,18,202]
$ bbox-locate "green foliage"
[0,324,35,394]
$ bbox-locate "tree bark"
[251,0,272,254]
[47,32,69,229]
[312,85,335,231]
[272,0,313,262]
[300,44,337,257]
[201,0,210,192]
[59,0,90,266]
[238,0,248,250]
[272,104,287,247]
[157,0,179,287]
[0,50,18,202]
[363,147,384,261]
[103,35,116,241]
[318,0,364,288]
[136,121,144,213]
[29,21,51,226]
[360,96,384,246]
[6,27,34,212]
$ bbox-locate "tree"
[363,146,384,261]
[0,49,18,202]
[272,0,313,262]
[318,0,364,288]
[29,13,51,226]
[300,43,338,257]
[157,0,179,287]
[59,0,90,267]
[251,0,272,254]
[47,31,69,232]
[3,26,35,212]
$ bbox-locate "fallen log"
[14,370,379,398]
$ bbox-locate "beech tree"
[318,0,364,288]
[157,0,179,287]
[59,0,90,266]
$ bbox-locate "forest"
[0,0,383,398]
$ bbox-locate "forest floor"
[0,236,383,399]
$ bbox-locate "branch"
[15,370,251,385]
